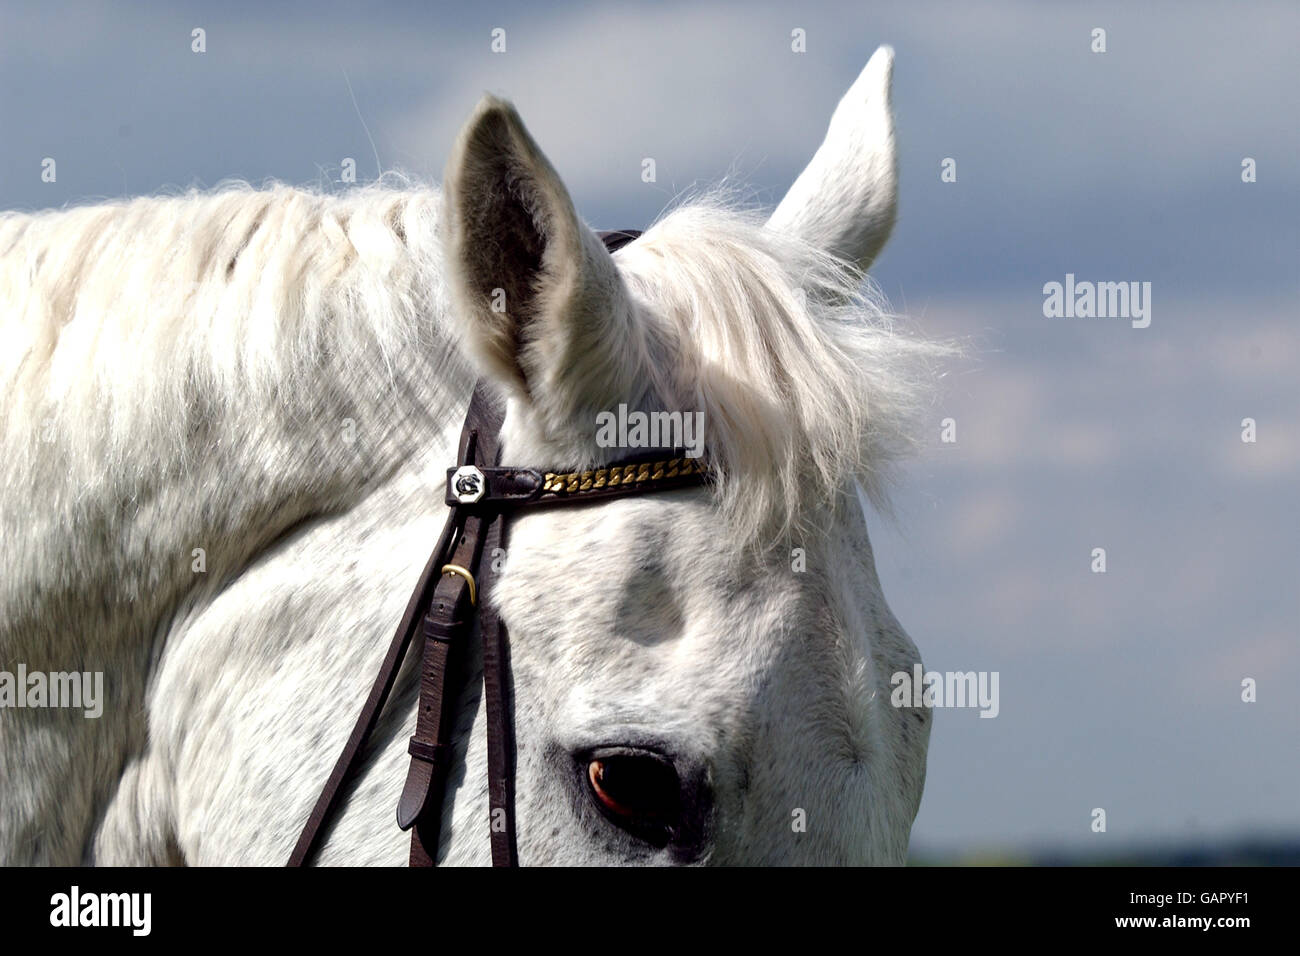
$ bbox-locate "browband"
[447,455,708,509]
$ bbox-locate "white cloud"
[385,4,845,211]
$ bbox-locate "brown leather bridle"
[288,230,712,866]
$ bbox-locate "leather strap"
[597,229,641,252]
[288,383,494,867]
[479,515,517,865]
[395,512,479,833]
[287,432,467,867]
[401,382,504,864]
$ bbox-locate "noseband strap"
[289,228,709,867]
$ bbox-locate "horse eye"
[585,750,681,845]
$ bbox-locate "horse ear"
[441,95,639,433]
[766,45,898,271]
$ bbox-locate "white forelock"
[618,194,951,549]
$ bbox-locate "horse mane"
[618,194,950,546]
[0,180,454,509]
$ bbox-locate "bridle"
[288,230,712,866]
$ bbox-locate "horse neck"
[0,190,472,860]
[4,183,460,630]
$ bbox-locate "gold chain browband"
[542,456,707,495]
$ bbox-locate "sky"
[2,0,1295,857]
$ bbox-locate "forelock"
[614,194,953,550]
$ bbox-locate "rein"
[288,230,712,866]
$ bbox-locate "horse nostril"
[582,747,682,847]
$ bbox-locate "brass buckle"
[440,564,476,605]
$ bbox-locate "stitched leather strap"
[395,518,478,831]
[479,512,517,865]
[402,382,504,864]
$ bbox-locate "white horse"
[0,46,942,865]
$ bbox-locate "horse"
[0,46,943,865]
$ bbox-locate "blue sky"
[3,0,1295,855]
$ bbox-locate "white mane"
[0,181,449,502]
[622,196,948,546]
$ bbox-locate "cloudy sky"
[3,0,1295,857]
